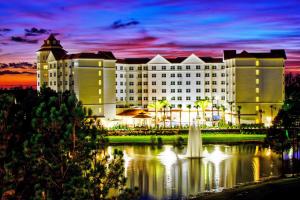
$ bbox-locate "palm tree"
[177,104,182,128]
[187,104,192,127]
[258,109,264,124]
[148,100,162,127]
[159,99,171,128]
[169,105,173,128]
[228,101,234,125]
[220,105,226,121]
[270,105,276,119]
[237,105,242,126]
[194,99,211,125]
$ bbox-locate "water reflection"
[109,144,281,199]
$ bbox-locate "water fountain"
[186,122,203,158]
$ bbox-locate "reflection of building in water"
[122,144,281,199]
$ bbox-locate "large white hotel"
[37,34,286,126]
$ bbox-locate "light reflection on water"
[107,144,280,199]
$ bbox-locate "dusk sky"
[0,0,300,87]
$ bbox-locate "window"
[171,73,175,77]
[221,66,225,69]
[144,82,148,85]
[196,81,201,85]
[221,73,225,77]
[196,73,201,77]
[120,89,123,93]
[162,81,166,85]
[138,82,142,85]
[177,66,182,70]
[177,73,182,77]
[152,97,157,101]
[162,89,166,93]
[54,81,56,86]
[129,97,134,100]
[138,74,142,78]
[143,74,148,78]
[144,97,148,100]
[129,82,134,86]
[221,88,225,92]
[138,97,142,100]
[129,66,134,71]
[152,66,156,70]
[129,89,134,93]
[178,89,182,93]
[120,82,123,86]
[221,81,225,85]
[171,89,175,93]
[186,96,191,100]
[186,65,190,70]
[256,79,259,84]
[196,89,201,93]
[171,81,175,85]
[186,73,190,77]
[205,73,210,77]
[138,66,142,70]
[177,81,182,85]
[212,89,217,93]
[50,73,52,77]
[143,66,148,70]
[152,74,156,78]
[221,96,225,100]
[186,89,191,93]
[256,96,260,102]
[120,66,123,70]
[162,73,166,77]
[212,73,217,77]
[212,66,217,69]
[129,74,134,78]
[143,89,148,93]
[256,70,260,75]
[138,89,142,93]
[205,89,210,92]
[205,81,210,85]
[205,66,209,69]
[196,96,201,100]
[152,89,156,93]
[256,60,260,66]
[171,66,175,70]
[186,81,191,85]
[212,81,217,85]
[256,88,260,93]
[171,97,175,100]
[152,81,156,85]
[162,97,166,100]
[162,66,166,70]
[178,96,182,100]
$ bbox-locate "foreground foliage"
[0,88,136,199]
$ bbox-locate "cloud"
[11,36,38,44]
[0,70,35,75]
[25,27,50,36]
[111,19,140,29]
[0,28,12,32]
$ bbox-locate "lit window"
[99,108,102,113]
[99,80,102,85]
[98,71,102,76]
[43,65,48,70]
[256,106,259,111]
[256,88,259,93]
[99,89,102,95]
[256,60,259,67]
[256,70,260,75]
[98,61,102,67]
[256,79,259,84]
[99,98,102,103]
[256,97,259,102]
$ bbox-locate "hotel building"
[37,34,286,125]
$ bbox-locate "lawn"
[106,134,266,144]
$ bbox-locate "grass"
[106,134,266,144]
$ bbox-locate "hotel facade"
[37,34,286,126]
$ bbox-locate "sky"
[0,0,300,87]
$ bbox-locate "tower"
[36,34,66,91]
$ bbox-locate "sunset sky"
[0,0,300,87]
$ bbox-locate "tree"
[148,100,162,128]
[177,104,182,128]
[187,105,192,127]
[220,105,226,121]
[169,105,173,128]
[237,105,242,126]
[228,101,234,125]
[159,100,170,128]
[258,109,264,124]
[194,99,210,125]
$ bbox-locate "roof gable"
[182,54,205,64]
[148,54,170,64]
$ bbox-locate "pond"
[107,144,282,199]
